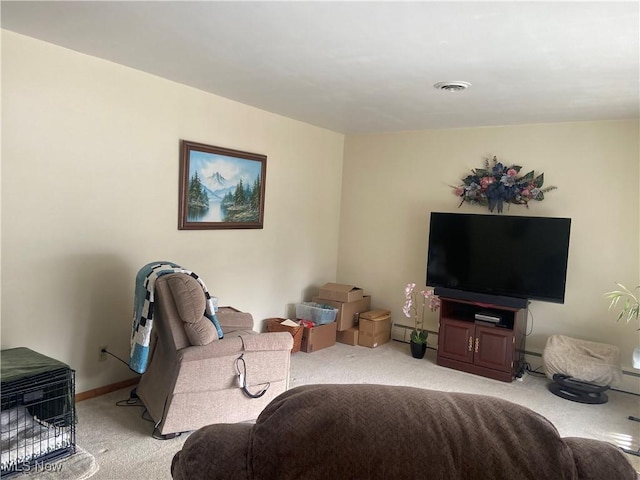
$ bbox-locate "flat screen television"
[426,212,571,306]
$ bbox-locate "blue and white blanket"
[129,261,222,374]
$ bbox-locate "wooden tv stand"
[436,296,527,382]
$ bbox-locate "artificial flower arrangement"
[452,156,557,213]
[403,283,440,344]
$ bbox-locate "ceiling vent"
[433,81,471,92]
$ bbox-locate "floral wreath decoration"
[452,156,557,213]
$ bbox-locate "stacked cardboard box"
[300,321,337,353]
[312,283,371,347]
[336,327,359,346]
[358,309,391,348]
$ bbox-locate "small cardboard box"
[336,326,359,346]
[358,309,391,348]
[318,283,364,303]
[312,295,371,331]
[301,321,337,353]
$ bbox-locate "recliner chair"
[135,273,293,437]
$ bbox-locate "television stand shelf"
[436,296,527,382]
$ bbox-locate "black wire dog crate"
[1,348,76,477]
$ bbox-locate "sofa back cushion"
[250,384,579,480]
[563,437,636,480]
[171,384,637,480]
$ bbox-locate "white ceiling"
[2,1,639,134]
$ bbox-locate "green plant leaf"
[520,170,535,182]
[463,175,478,185]
[605,283,640,326]
[410,329,428,344]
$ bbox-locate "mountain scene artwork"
[187,150,263,223]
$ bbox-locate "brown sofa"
[136,273,293,437]
[171,383,637,480]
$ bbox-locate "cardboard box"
[301,321,337,353]
[318,283,364,303]
[336,326,359,346]
[312,295,371,331]
[358,309,391,348]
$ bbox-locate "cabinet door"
[473,325,513,372]
[438,318,474,364]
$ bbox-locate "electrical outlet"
[99,345,108,362]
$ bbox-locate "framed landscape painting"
[178,140,266,230]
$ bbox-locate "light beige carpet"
[76,341,640,479]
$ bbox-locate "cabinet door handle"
[468,336,473,352]
[474,338,479,353]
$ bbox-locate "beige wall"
[339,121,640,390]
[1,31,345,392]
[2,30,639,395]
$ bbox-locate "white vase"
[633,346,640,369]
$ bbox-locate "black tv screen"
[426,212,571,304]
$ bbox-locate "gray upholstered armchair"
[135,273,293,438]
